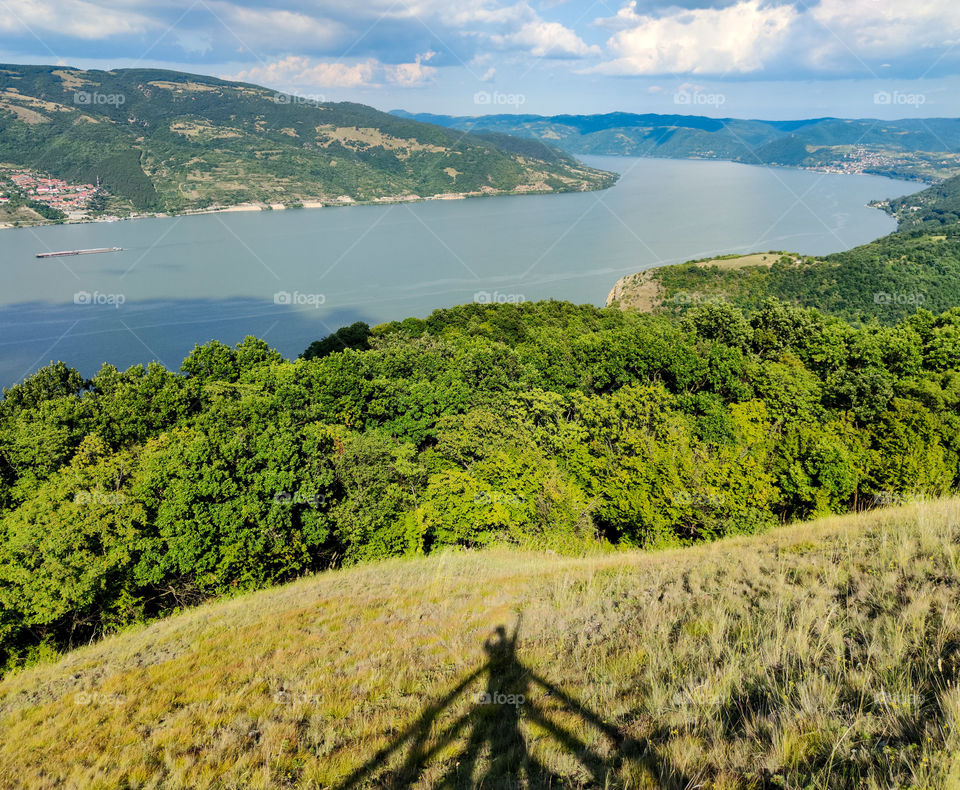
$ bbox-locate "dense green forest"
[1,299,958,671]
[638,227,960,325]
[0,65,614,213]
[885,173,960,230]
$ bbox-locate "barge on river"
[36,247,123,259]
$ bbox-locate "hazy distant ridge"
[392,109,960,181]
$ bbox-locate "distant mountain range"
[392,110,960,182]
[0,65,615,219]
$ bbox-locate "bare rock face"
[605,270,664,312]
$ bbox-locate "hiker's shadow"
[335,618,691,789]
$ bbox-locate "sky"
[0,0,958,119]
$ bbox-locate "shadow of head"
[483,623,518,662]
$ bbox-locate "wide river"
[0,156,921,387]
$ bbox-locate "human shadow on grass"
[333,618,692,789]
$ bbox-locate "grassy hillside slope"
[1,498,959,789]
[0,65,615,215]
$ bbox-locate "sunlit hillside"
[1,498,959,789]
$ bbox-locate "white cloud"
[496,20,600,58]
[592,0,960,78]
[230,52,440,90]
[175,32,213,56]
[208,4,347,51]
[386,51,438,86]
[0,0,154,38]
[7,0,960,84]
[230,56,378,88]
[593,0,797,75]
[592,0,654,30]
[417,0,599,59]
[809,0,960,68]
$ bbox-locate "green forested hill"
[0,65,615,213]
[1,299,958,671]
[392,110,960,181]
[609,158,960,324]
[610,229,960,325]
[882,173,960,230]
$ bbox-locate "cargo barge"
[36,247,123,259]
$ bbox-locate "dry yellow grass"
[0,203,46,227]
[148,81,221,93]
[169,121,243,139]
[2,499,960,788]
[315,126,448,157]
[690,253,783,271]
[52,69,99,91]
[0,98,50,124]
[606,270,663,311]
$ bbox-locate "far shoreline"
[0,156,927,234]
[0,186,593,232]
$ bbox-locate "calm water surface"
[0,156,921,386]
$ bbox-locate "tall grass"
[1,499,959,788]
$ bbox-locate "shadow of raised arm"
[330,619,694,790]
[528,670,694,789]
[332,664,486,790]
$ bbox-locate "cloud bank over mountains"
[1,0,956,115]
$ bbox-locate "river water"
[0,156,921,387]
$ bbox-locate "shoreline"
[0,180,617,232]
[0,155,927,233]
[576,151,939,185]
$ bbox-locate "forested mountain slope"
[0,65,615,215]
